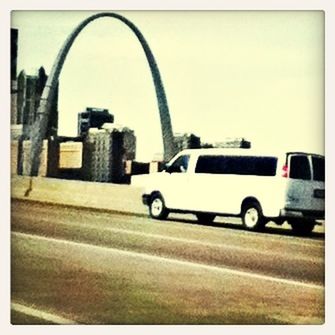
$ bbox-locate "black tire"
[241,201,265,231]
[289,219,315,235]
[149,193,169,220]
[196,213,216,224]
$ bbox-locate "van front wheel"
[149,194,169,220]
[242,202,265,231]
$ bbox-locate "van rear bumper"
[280,208,325,220]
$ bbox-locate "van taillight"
[282,165,288,178]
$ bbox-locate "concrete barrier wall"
[11,175,147,215]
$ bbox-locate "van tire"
[149,193,169,220]
[196,213,216,224]
[289,219,315,235]
[241,202,265,231]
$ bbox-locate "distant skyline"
[11,11,324,161]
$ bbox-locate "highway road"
[11,199,325,325]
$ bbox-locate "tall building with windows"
[174,133,201,152]
[78,107,114,137]
[11,29,59,175]
[11,28,18,125]
[15,67,59,138]
[82,124,136,183]
[11,28,58,137]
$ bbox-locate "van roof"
[176,148,324,158]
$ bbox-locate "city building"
[77,107,114,136]
[15,67,58,138]
[211,137,251,149]
[11,30,58,137]
[82,124,136,183]
[11,28,18,125]
[174,133,201,152]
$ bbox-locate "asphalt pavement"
[11,199,324,325]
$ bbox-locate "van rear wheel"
[289,219,315,235]
[242,202,265,231]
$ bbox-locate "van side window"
[312,156,325,181]
[195,155,277,176]
[289,155,311,180]
[166,155,190,173]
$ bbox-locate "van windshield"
[166,155,190,173]
[195,155,278,176]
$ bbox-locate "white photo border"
[1,1,334,335]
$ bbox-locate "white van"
[142,149,325,234]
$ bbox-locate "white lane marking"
[12,205,325,249]
[70,222,323,264]
[13,232,324,291]
[12,212,324,263]
[148,218,324,249]
[11,302,77,325]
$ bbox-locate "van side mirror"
[165,164,172,173]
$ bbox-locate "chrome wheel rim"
[244,208,259,228]
[151,198,163,217]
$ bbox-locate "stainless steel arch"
[29,12,177,176]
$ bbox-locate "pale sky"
[11,10,324,161]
